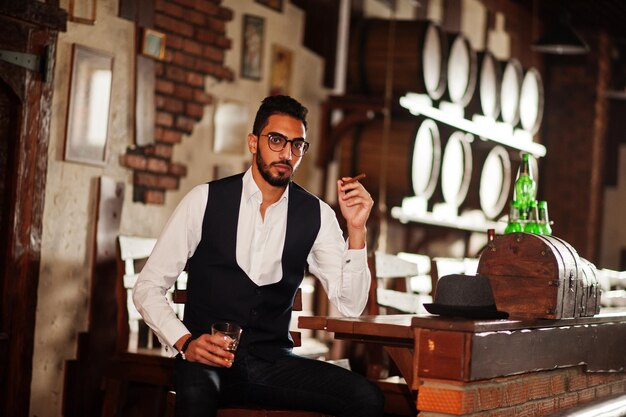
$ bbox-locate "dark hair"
[252,95,308,136]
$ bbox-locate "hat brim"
[423,303,509,319]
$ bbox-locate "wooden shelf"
[391,206,506,234]
[399,93,547,158]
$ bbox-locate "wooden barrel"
[347,19,447,98]
[337,117,420,208]
[410,118,442,201]
[519,68,544,134]
[477,233,582,319]
[478,146,511,219]
[499,58,523,126]
[478,51,502,119]
[445,33,477,107]
[439,130,473,209]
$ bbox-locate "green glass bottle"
[504,202,522,234]
[537,200,552,236]
[523,200,541,234]
[514,153,537,215]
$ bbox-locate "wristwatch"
[179,335,194,360]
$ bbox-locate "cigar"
[342,173,366,184]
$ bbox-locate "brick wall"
[417,366,626,416]
[121,0,234,204]
[540,32,611,262]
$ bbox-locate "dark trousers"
[173,350,385,417]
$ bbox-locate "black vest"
[184,173,321,360]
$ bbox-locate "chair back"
[369,252,432,314]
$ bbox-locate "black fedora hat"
[424,274,509,319]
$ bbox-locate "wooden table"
[299,311,626,407]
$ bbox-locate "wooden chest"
[477,233,601,319]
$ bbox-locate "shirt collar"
[243,168,289,204]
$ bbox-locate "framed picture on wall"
[241,14,265,80]
[141,28,166,60]
[269,44,293,96]
[69,0,96,25]
[255,0,283,12]
[64,44,114,166]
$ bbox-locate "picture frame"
[69,0,96,25]
[241,14,265,80]
[64,44,114,166]
[212,99,250,155]
[141,28,166,60]
[269,44,293,96]
[255,0,283,12]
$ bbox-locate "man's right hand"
[175,333,235,367]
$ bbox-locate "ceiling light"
[532,12,589,55]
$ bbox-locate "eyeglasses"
[259,133,310,157]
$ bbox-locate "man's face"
[249,114,306,188]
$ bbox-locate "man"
[133,95,384,417]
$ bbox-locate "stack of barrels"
[338,18,544,220]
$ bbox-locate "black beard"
[256,151,295,187]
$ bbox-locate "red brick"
[166,34,184,50]
[527,373,553,400]
[185,71,204,87]
[206,17,225,33]
[157,129,183,144]
[183,39,204,56]
[157,175,179,190]
[146,157,169,174]
[155,62,165,76]
[218,6,233,20]
[477,385,502,411]
[550,373,567,395]
[152,143,173,159]
[175,115,195,132]
[534,397,557,415]
[162,97,184,113]
[577,387,596,404]
[186,9,205,25]
[168,163,187,177]
[172,51,196,68]
[215,36,231,49]
[156,1,185,18]
[173,84,194,100]
[502,379,529,407]
[557,392,578,410]
[417,385,477,415]
[144,189,165,205]
[120,154,147,170]
[586,374,606,387]
[193,1,220,16]
[193,90,213,105]
[185,102,204,119]
[165,65,186,83]
[196,28,217,44]
[611,381,626,395]
[156,111,174,127]
[156,79,175,94]
[595,383,613,398]
[155,94,167,110]
[155,14,193,37]
[135,172,160,188]
[567,371,587,391]
[203,45,223,62]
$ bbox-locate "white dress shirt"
[133,169,371,355]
